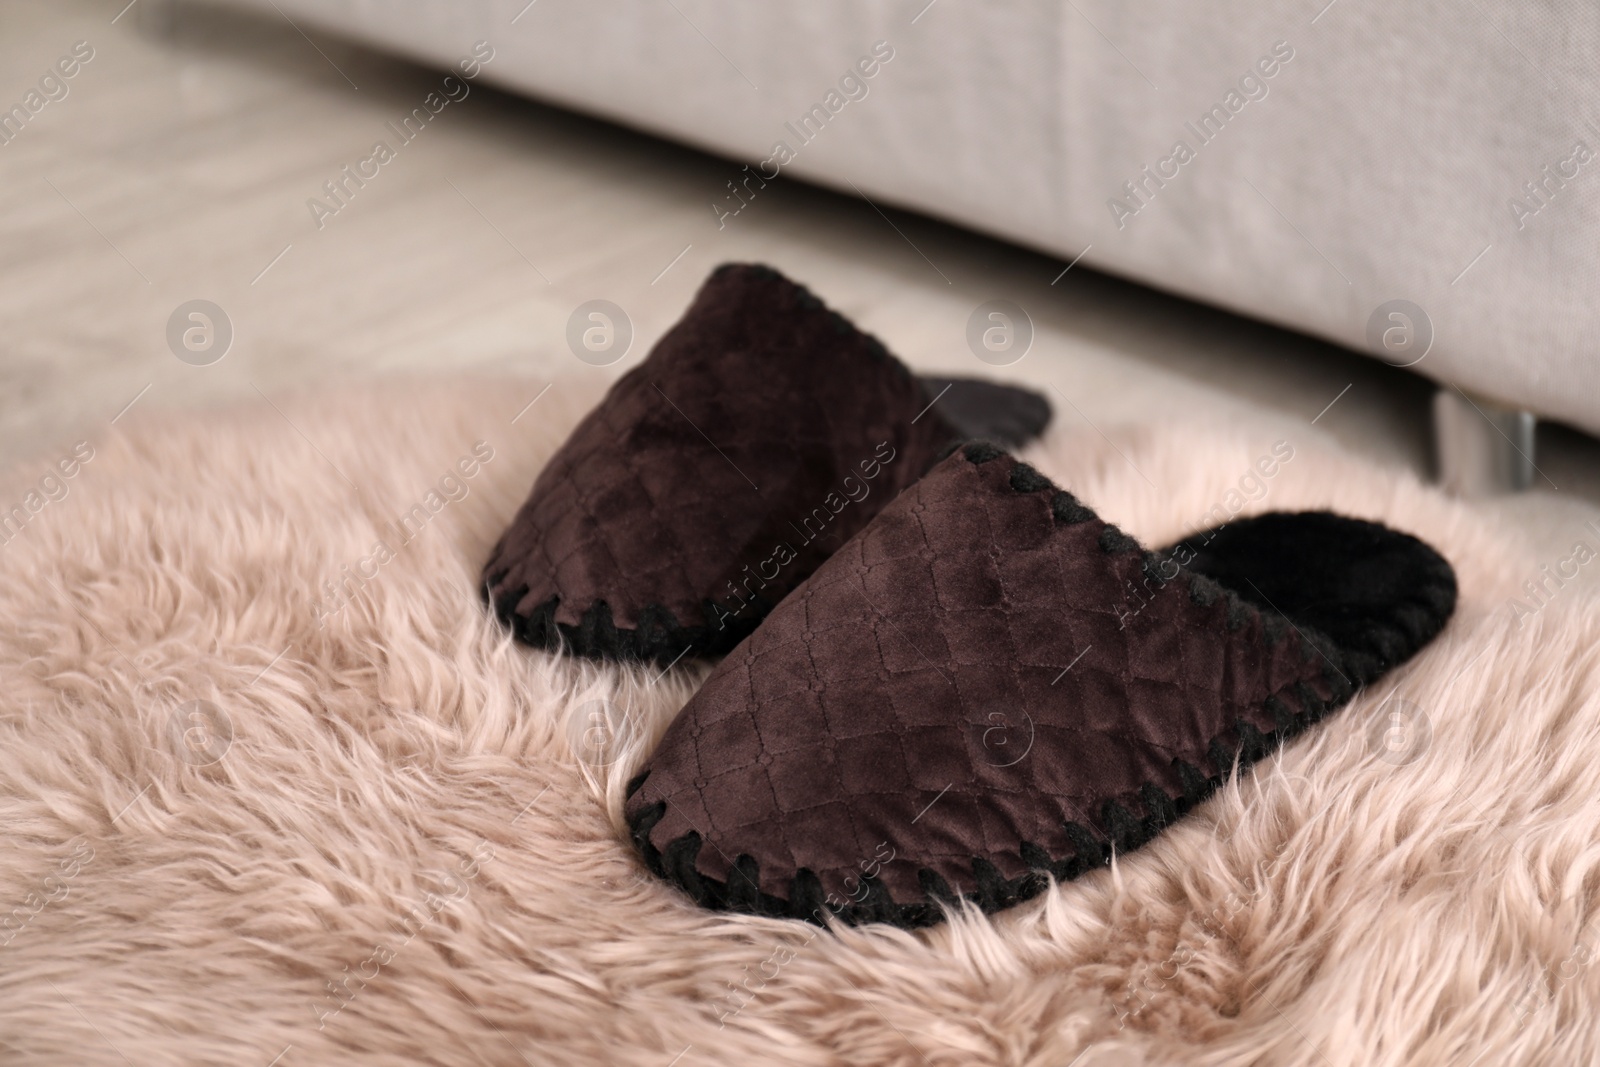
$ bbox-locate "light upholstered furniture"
[199,0,1600,488]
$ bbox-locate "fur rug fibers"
[2,376,1598,1067]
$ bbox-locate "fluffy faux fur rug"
[2,377,1597,1067]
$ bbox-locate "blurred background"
[5,0,1598,554]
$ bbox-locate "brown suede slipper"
[484,264,1051,664]
[625,443,1457,928]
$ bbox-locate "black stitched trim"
[486,264,978,668]
[962,441,1007,465]
[1008,462,1053,494]
[482,581,763,666]
[1223,591,1255,632]
[491,431,1032,666]
[1098,526,1142,555]
[626,450,1363,930]
[1188,573,1223,606]
[956,444,1098,525]
[628,644,1347,930]
[1051,491,1095,525]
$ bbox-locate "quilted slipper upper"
[625,443,1457,927]
[485,264,976,663]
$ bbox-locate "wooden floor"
[4,0,1598,562]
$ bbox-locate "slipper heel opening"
[1170,511,1458,685]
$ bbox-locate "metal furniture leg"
[1432,387,1536,496]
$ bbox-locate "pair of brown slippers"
[484,264,1457,929]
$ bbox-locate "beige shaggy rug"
[2,376,1598,1067]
